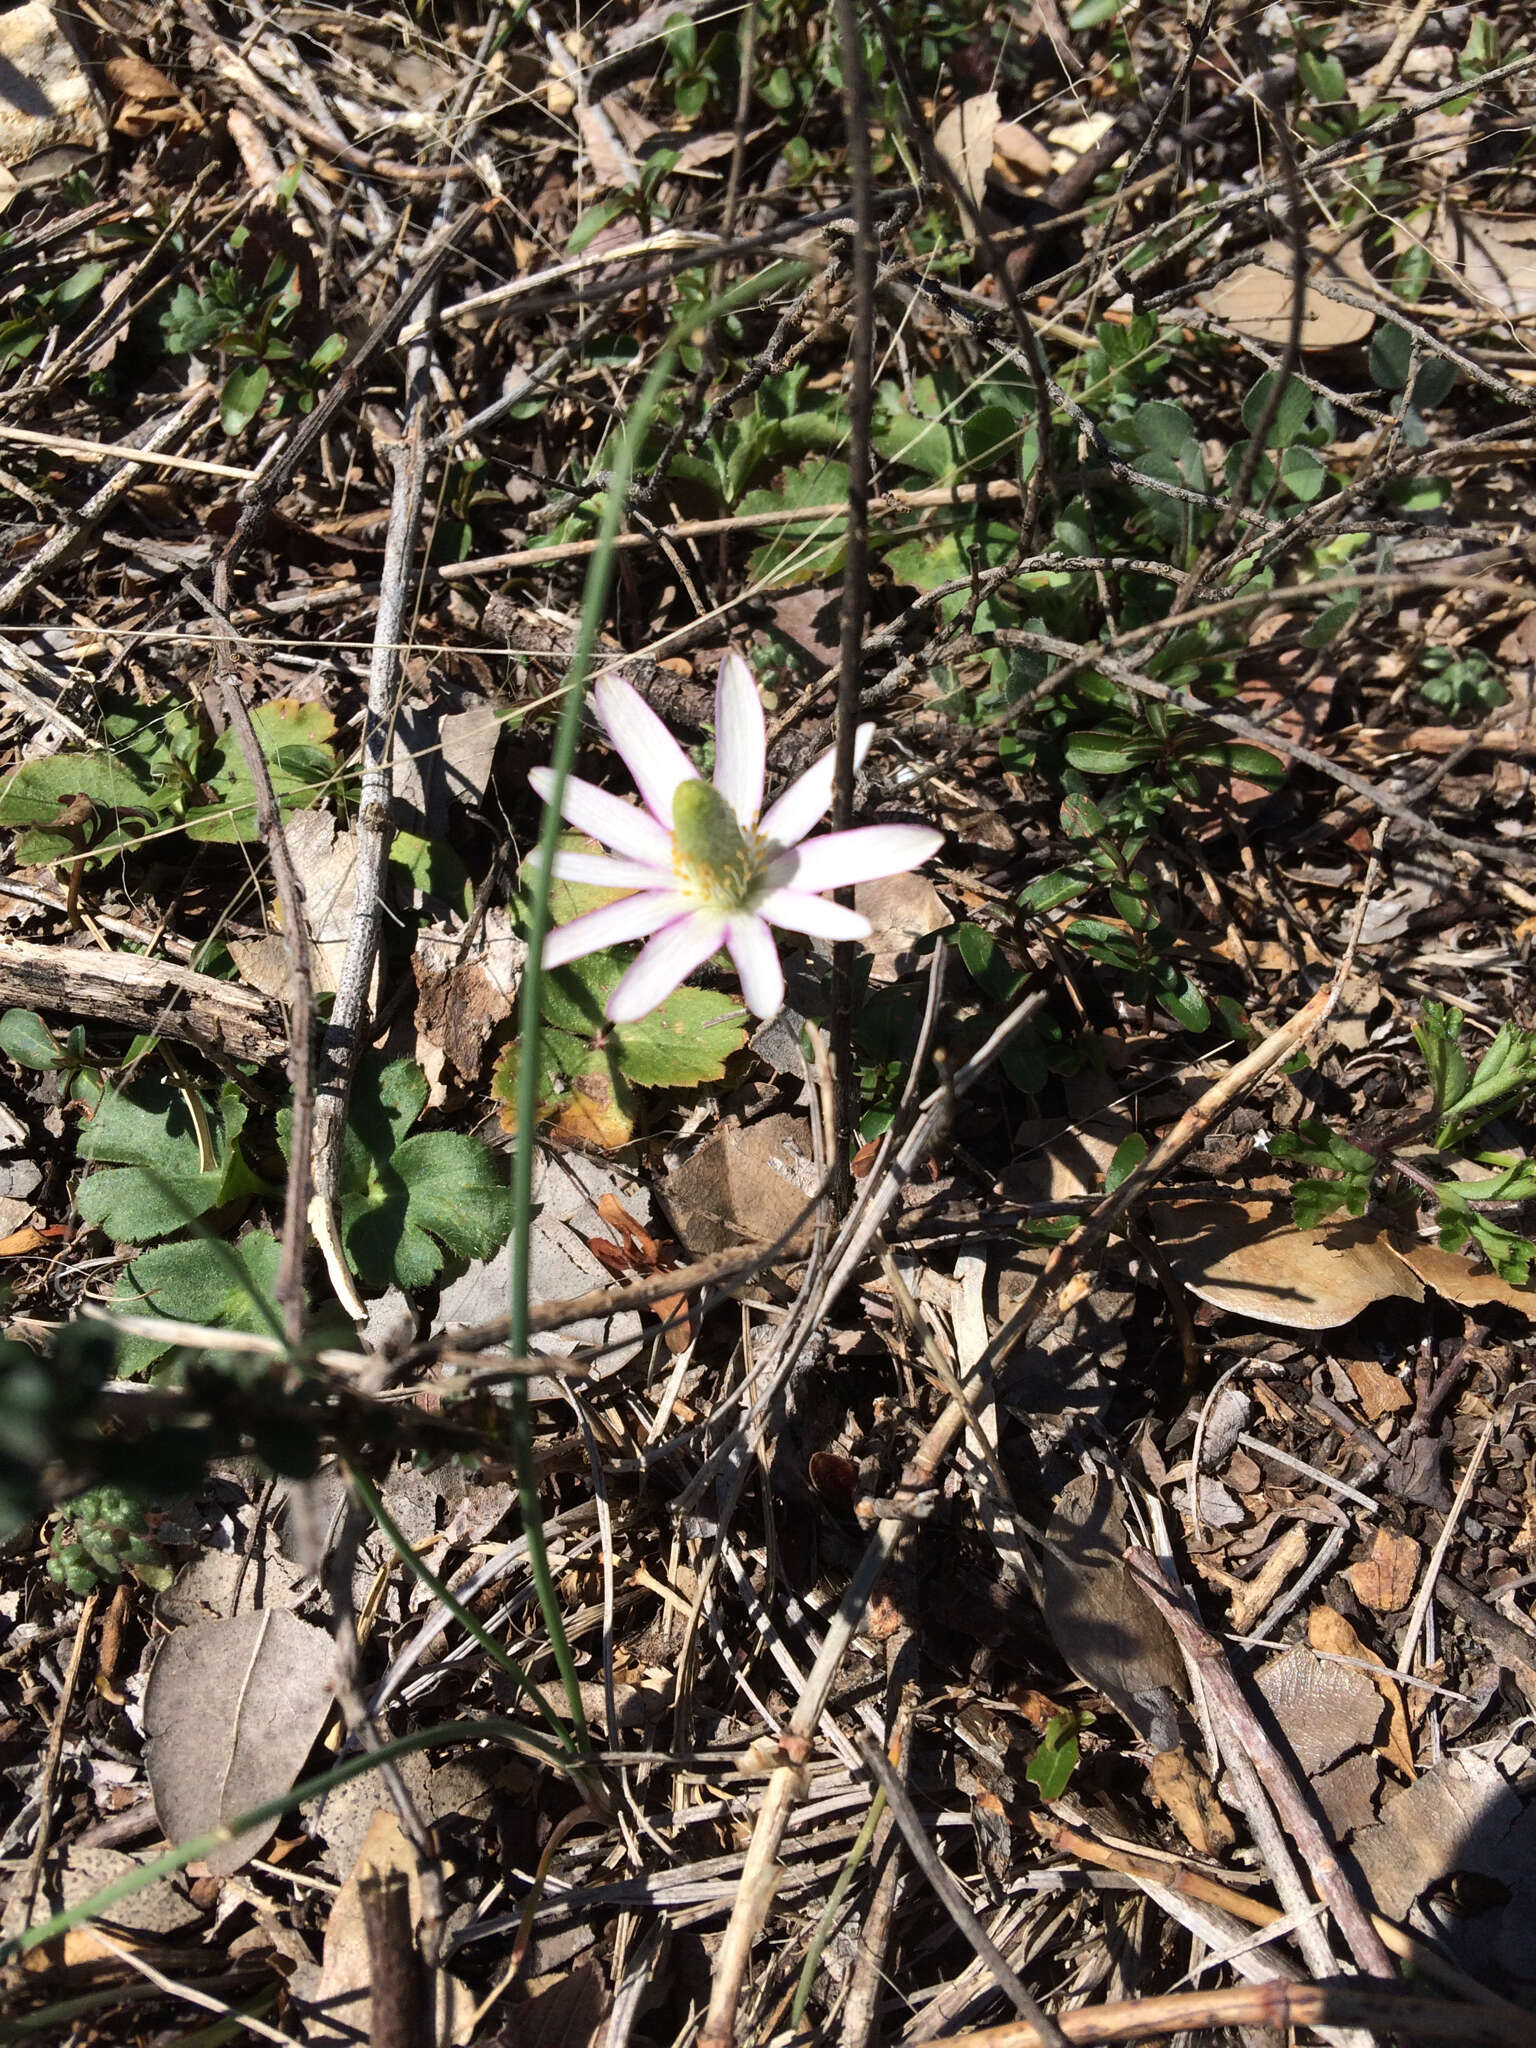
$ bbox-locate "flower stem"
[508,259,813,1752]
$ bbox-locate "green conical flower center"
[672,778,763,912]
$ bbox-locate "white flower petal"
[713,650,766,829]
[758,888,872,941]
[607,910,726,1023]
[758,722,875,849]
[593,672,698,828]
[727,914,785,1019]
[541,891,685,970]
[766,823,944,894]
[530,766,673,866]
[549,849,674,892]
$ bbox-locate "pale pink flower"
[530,654,943,1022]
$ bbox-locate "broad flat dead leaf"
[856,872,952,984]
[228,809,363,1000]
[934,93,999,229]
[144,1609,335,1877]
[1391,1239,1536,1317]
[1430,207,1536,319]
[992,119,1053,178]
[1150,1199,1423,1329]
[1310,1603,1415,1778]
[413,909,523,1086]
[1194,234,1375,349]
[482,1962,607,2048]
[1043,1472,1185,1740]
[1350,1752,1536,1990]
[658,1112,819,1257]
[307,1810,473,2046]
[1347,1528,1422,1616]
[47,1843,203,1937]
[1255,1644,1381,1777]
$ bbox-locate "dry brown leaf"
[1146,1748,1235,1856]
[481,1962,607,2048]
[1150,1199,1424,1329]
[1390,1238,1536,1317]
[991,118,1053,178]
[144,1609,335,1878]
[1430,207,1536,319]
[1195,234,1376,349]
[1043,1471,1185,1740]
[856,871,952,983]
[1345,1356,1413,1421]
[1310,1603,1415,1779]
[228,809,362,999]
[1256,1644,1383,1776]
[307,1810,473,2045]
[934,92,999,229]
[658,1112,819,1257]
[1346,1527,1422,1617]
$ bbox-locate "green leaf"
[184,698,337,843]
[1026,1710,1092,1798]
[309,1055,514,1293]
[739,458,849,585]
[76,1078,258,1244]
[1064,731,1159,774]
[0,751,154,863]
[545,947,747,1087]
[1133,401,1195,458]
[111,1230,283,1379]
[1155,971,1210,1034]
[1105,1133,1148,1194]
[1066,0,1124,26]
[955,924,1021,1001]
[1019,869,1090,914]
[0,1009,64,1071]
[1414,1001,1467,1101]
[1279,445,1326,503]
[1242,371,1311,448]
[220,362,270,435]
[1271,1117,1376,1178]
[1292,1179,1355,1228]
[613,985,748,1087]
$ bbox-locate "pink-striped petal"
[548,848,674,892]
[757,887,872,941]
[542,890,685,970]
[530,766,673,867]
[727,914,785,1018]
[759,723,875,850]
[713,650,765,829]
[593,672,698,828]
[766,823,944,894]
[606,910,726,1023]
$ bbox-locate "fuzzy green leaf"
[0,1009,64,1071]
[112,1230,283,1379]
[76,1079,259,1243]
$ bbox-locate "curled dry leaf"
[934,92,999,232]
[1346,1527,1422,1617]
[144,1608,335,1877]
[1309,1603,1415,1779]
[1194,233,1376,349]
[1146,1748,1234,1856]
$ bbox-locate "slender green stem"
[0,1715,566,1965]
[791,1787,886,2025]
[342,1460,585,1767]
[506,258,810,1752]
